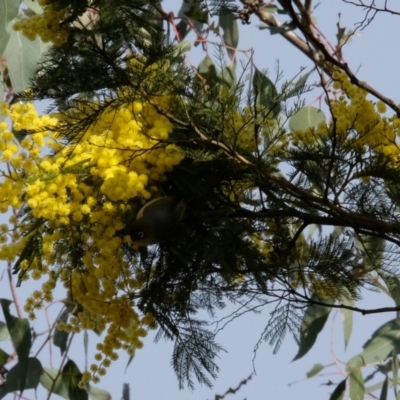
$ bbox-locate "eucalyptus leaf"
[0,347,9,365]
[329,378,346,400]
[253,68,280,117]
[40,367,70,399]
[293,293,335,361]
[349,367,364,400]
[380,376,388,400]
[0,357,42,396]
[4,22,50,92]
[347,319,400,371]
[53,306,70,354]
[0,0,19,57]
[306,363,324,378]
[0,299,31,361]
[219,12,238,60]
[0,321,9,341]
[289,106,325,131]
[87,383,112,400]
[339,291,354,350]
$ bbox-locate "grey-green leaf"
[40,367,70,399]
[380,376,388,400]
[0,357,42,397]
[340,292,354,350]
[122,383,130,400]
[0,347,9,364]
[383,275,400,307]
[0,320,9,341]
[219,12,238,60]
[87,384,112,400]
[253,68,280,117]
[289,106,325,131]
[349,368,364,400]
[0,0,19,57]
[53,307,70,354]
[0,299,31,361]
[62,359,88,400]
[306,363,324,378]
[347,319,400,371]
[329,379,346,400]
[293,294,335,361]
[393,349,398,398]
[4,23,49,92]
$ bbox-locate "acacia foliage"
[1,0,400,398]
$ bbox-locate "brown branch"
[240,0,400,116]
[289,286,400,315]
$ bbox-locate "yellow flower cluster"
[0,97,182,383]
[290,68,400,158]
[330,69,398,154]
[13,0,70,46]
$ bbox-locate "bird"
[129,196,187,246]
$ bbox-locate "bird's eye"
[137,231,145,239]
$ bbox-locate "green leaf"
[289,106,326,131]
[0,347,9,364]
[347,319,400,371]
[197,55,218,84]
[4,22,50,92]
[173,40,191,56]
[293,294,335,361]
[62,359,88,400]
[53,307,70,355]
[177,0,206,32]
[176,20,189,41]
[220,65,236,88]
[122,383,130,400]
[219,12,238,60]
[329,378,346,400]
[0,0,19,57]
[0,79,4,122]
[253,68,280,117]
[0,321,9,341]
[339,292,354,350]
[349,368,364,400]
[40,367,70,399]
[393,349,398,399]
[380,376,388,400]
[87,384,112,400]
[0,299,31,361]
[382,276,400,307]
[306,363,324,378]
[0,357,42,397]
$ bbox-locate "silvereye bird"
[130,197,187,246]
